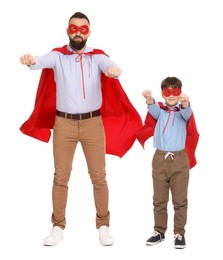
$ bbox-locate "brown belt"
[56,109,100,120]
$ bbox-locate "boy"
[137,77,199,249]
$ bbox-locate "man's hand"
[105,66,121,78]
[20,54,36,66]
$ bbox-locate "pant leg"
[79,116,110,229]
[152,150,170,234]
[52,116,78,229]
[170,150,190,235]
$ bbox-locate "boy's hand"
[179,94,189,108]
[142,90,154,105]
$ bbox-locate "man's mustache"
[73,36,83,41]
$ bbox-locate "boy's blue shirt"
[136,101,199,169]
[147,100,192,151]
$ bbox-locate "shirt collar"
[164,102,180,110]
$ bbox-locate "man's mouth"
[74,36,83,42]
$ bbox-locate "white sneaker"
[98,225,114,246]
[43,226,64,246]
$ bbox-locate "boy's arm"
[142,90,160,120]
[179,94,193,120]
[142,90,154,105]
[179,93,190,108]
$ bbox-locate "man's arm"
[20,54,36,66]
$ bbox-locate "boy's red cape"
[136,102,199,169]
[20,45,143,158]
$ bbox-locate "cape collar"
[159,102,180,112]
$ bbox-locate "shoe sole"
[43,241,62,246]
[43,237,64,246]
[146,238,165,246]
[174,245,186,249]
[99,240,114,246]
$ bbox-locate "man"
[20,12,142,246]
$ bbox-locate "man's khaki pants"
[51,115,110,229]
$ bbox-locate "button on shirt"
[147,101,193,151]
[29,45,121,113]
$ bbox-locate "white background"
[1,0,223,259]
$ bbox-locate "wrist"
[181,101,189,108]
[146,98,154,105]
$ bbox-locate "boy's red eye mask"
[162,88,182,97]
[68,24,89,35]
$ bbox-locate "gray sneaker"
[174,234,186,249]
[146,231,165,246]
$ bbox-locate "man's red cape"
[20,46,143,158]
[136,102,199,169]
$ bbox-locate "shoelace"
[151,231,162,237]
[164,152,174,160]
[174,234,183,241]
[99,227,112,238]
[51,227,63,239]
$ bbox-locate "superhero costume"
[136,102,199,169]
[20,45,143,158]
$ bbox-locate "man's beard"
[69,37,87,51]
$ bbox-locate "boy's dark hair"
[69,12,90,24]
[161,77,182,90]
